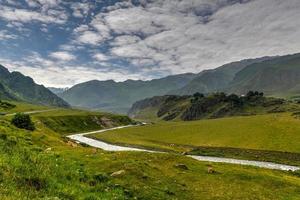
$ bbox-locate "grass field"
[90,113,300,165]
[1,102,300,199]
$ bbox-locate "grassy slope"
[34,109,133,135]
[91,113,300,165]
[1,102,300,199]
[0,100,51,114]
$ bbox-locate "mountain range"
[48,87,69,95]
[60,73,197,113]
[1,53,299,113]
[170,57,273,95]
[60,53,300,113]
[0,65,69,107]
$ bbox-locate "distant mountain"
[61,73,197,113]
[48,87,69,95]
[0,65,69,107]
[228,53,300,97]
[59,53,300,113]
[171,57,273,95]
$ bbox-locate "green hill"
[128,92,300,121]
[60,73,196,113]
[0,65,69,107]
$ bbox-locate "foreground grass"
[91,113,300,165]
[1,120,300,200]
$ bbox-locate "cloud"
[50,51,76,61]
[1,0,300,87]
[0,5,67,24]
[93,53,109,61]
[25,0,61,9]
[0,30,17,40]
[98,0,300,74]
[112,35,142,46]
[0,55,144,88]
[71,2,91,18]
[76,31,106,45]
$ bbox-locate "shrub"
[0,100,16,109]
[11,113,35,131]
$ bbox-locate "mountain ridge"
[0,65,70,108]
[60,73,197,113]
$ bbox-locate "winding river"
[67,125,300,172]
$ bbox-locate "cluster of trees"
[182,91,266,121]
[191,91,264,106]
[11,113,35,131]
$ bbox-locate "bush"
[0,100,16,109]
[11,113,35,131]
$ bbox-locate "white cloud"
[71,2,90,18]
[112,35,141,46]
[50,51,76,61]
[99,0,300,74]
[1,0,300,87]
[76,31,105,45]
[93,53,109,61]
[0,5,67,24]
[0,57,144,88]
[0,30,17,40]
[26,0,60,9]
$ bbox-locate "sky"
[0,0,300,88]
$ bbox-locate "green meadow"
[90,113,300,165]
[0,101,300,199]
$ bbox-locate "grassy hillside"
[91,113,300,165]
[228,53,300,97]
[0,65,69,107]
[0,100,53,114]
[129,92,300,121]
[35,109,134,135]
[0,106,300,199]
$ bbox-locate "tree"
[11,113,35,131]
[227,94,243,107]
[193,92,204,99]
[246,91,255,98]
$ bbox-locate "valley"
[1,1,300,199]
[0,54,300,199]
[1,101,300,200]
